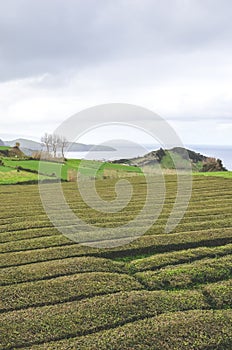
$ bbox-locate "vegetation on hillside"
[0,176,231,348]
[113,147,227,172]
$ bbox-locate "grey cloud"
[0,0,232,81]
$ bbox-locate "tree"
[51,134,60,158]
[41,133,69,158]
[59,136,68,158]
[15,142,20,148]
[41,133,52,153]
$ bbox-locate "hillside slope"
[0,145,26,158]
[113,147,227,172]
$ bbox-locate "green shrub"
[128,244,232,272]
[0,272,142,311]
[1,228,232,268]
[0,256,126,285]
[202,279,232,309]
[0,289,206,348]
[135,255,232,290]
[30,310,232,350]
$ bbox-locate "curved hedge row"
[0,256,126,285]
[128,243,232,272]
[0,289,206,349]
[135,255,232,290]
[30,309,232,350]
[0,272,142,311]
[202,279,232,309]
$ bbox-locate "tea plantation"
[0,175,231,349]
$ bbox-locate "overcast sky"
[0,0,232,145]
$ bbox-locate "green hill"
[113,147,227,172]
[0,145,26,158]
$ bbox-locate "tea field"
[0,175,231,349]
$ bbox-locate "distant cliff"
[112,147,227,172]
[4,138,116,153]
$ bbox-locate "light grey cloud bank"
[0,0,231,145]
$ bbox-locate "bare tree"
[59,136,69,158]
[41,133,69,158]
[41,133,52,153]
[51,134,60,158]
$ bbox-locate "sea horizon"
[65,144,232,171]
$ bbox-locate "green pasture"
[2,158,141,182]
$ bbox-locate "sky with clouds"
[0,0,232,145]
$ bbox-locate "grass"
[0,161,52,184]
[0,146,10,151]
[0,175,232,348]
[193,171,232,179]
[0,165,13,172]
[0,169,49,184]
[0,153,231,185]
[2,158,141,182]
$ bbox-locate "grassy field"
[1,158,141,183]
[193,171,232,178]
[0,174,231,349]
[0,166,50,184]
[0,146,10,151]
[0,156,231,185]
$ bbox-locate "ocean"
[66,145,232,171]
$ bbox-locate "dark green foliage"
[202,279,232,309]
[30,310,232,350]
[0,290,207,348]
[0,256,126,285]
[0,272,142,311]
[128,244,232,272]
[0,176,231,349]
[135,255,232,290]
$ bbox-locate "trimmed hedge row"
[0,235,71,253]
[0,204,231,230]
[202,279,232,309]
[1,228,232,267]
[1,210,232,244]
[1,211,231,237]
[128,243,232,272]
[0,256,126,285]
[0,272,142,311]
[30,309,232,350]
[0,227,60,243]
[135,255,232,290]
[0,289,207,349]
[1,194,232,218]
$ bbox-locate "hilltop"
[4,138,116,154]
[112,147,227,172]
[0,145,26,158]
